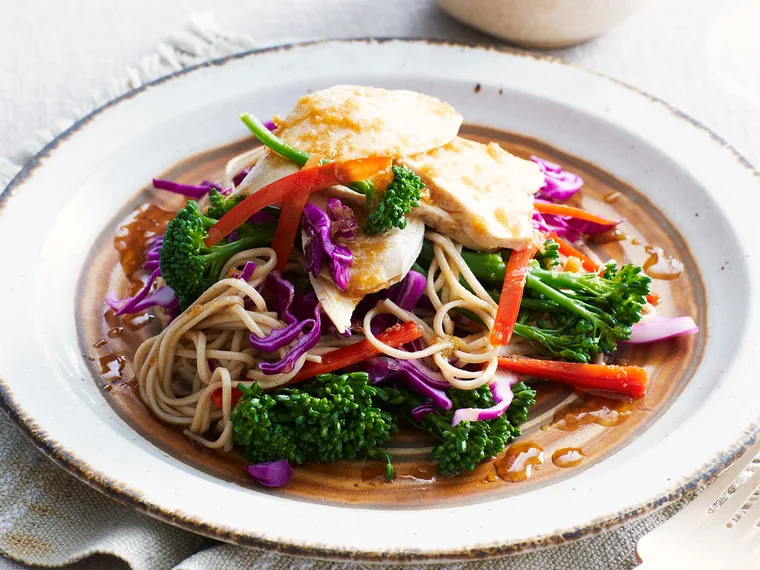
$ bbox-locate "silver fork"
[636,434,760,569]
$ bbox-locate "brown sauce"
[98,353,127,381]
[113,203,173,279]
[552,447,586,468]
[77,128,704,507]
[643,246,684,280]
[593,228,628,245]
[361,462,438,483]
[107,326,124,339]
[495,442,544,482]
[552,396,636,432]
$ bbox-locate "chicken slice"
[274,85,462,161]
[236,151,299,196]
[399,137,544,251]
[304,217,425,333]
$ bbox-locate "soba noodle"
[132,149,527,452]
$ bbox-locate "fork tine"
[700,437,760,508]
[728,469,760,533]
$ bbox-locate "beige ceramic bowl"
[437,0,646,48]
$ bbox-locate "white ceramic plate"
[1,40,759,561]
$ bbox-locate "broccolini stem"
[527,265,603,295]
[207,231,275,261]
[239,112,374,195]
[524,273,598,323]
[239,112,310,166]
[416,241,506,285]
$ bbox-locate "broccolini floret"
[238,112,424,235]
[159,200,276,309]
[206,189,244,219]
[363,165,424,235]
[521,260,650,360]
[402,383,536,476]
[414,242,650,362]
[230,372,403,480]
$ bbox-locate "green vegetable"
[230,372,403,480]
[239,112,425,234]
[415,242,650,362]
[534,238,560,269]
[238,112,373,194]
[362,165,424,235]
[402,383,536,476]
[159,200,276,309]
[522,260,650,359]
[416,240,507,284]
[206,189,245,219]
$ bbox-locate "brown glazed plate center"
[78,125,704,509]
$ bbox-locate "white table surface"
[1,0,759,167]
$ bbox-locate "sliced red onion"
[627,316,698,344]
[326,198,358,240]
[452,371,519,426]
[531,156,584,202]
[388,270,426,312]
[263,120,277,131]
[152,178,219,200]
[245,459,293,487]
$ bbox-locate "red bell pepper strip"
[490,242,540,346]
[534,201,618,227]
[549,232,600,273]
[210,386,244,410]
[498,356,648,399]
[287,321,422,385]
[210,321,422,408]
[645,293,661,306]
[205,157,392,266]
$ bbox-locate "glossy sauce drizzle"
[593,228,628,245]
[552,396,636,432]
[552,447,586,468]
[643,246,684,280]
[99,353,127,381]
[113,203,173,278]
[494,442,544,482]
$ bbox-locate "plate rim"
[1,37,759,562]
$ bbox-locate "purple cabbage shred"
[257,302,322,375]
[530,156,584,202]
[105,268,179,316]
[302,203,352,290]
[326,198,358,240]
[245,459,293,487]
[152,178,220,200]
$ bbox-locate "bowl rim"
[1,37,759,562]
